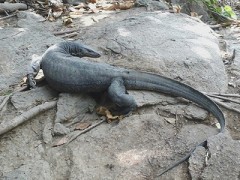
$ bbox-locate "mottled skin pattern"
[27,41,225,176]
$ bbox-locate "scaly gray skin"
[27,41,225,176]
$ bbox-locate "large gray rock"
[55,93,96,123]
[189,131,240,179]
[81,12,227,93]
[2,160,51,180]
[11,86,58,111]
[0,10,232,180]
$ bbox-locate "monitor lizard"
[27,41,225,176]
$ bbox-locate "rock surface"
[11,86,58,111]
[55,93,96,123]
[81,11,227,92]
[0,11,61,92]
[189,131,240,179]
[0,9,237,180]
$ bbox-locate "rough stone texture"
[42,122,53,144]
[201,132,240,179]
[0,11,61,92]
[0,109,55,178]
[55,93,96,123]
[0,10,236,180]
[171,0,211,22]
[11,86,58,111]
[129,90,179,107]
[157,103,208,121]
[81,12,227,93]
[188,131,240,179]
[68,113,173,180]
[189,146,206,180]
[53,122,71,135]
[0,96,4,102]
[2,160,51,180]
[135,0,169,11]
[184,104,208,120]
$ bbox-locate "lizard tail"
[124,70,225,132]
[123,70,225,176]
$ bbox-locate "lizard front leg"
[26,54,42,89]
[108,77,137,115]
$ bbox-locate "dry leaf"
[53,11,63,18]
[96,106,108,115]
[190,12,202,19]
[96,106,122,123]
[69,11,83,19]
[88,3,99,13]
[52,136,68,147]
[172,5,181,13]
[87,0,96,3]
[63,17,73,26]
[164,117,176,124]
[75,122,92,130]
[101,1,134,10]
[118,2,135,10]
[48,16,56,22]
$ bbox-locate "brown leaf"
[96,106,123,123]
[63,17,73,26]
[172,5,181,13]
[52,136,68,147]
[118,2,135,10]
[75,122,92,130]
[96,106,108,115]
[87,0,96,3]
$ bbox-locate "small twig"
[208,94,240,105]
[61,32,78,38]
[209,22,232,29]
[0,94,11,112]
[66,119,106,144]
[0,30,23,40]
[0,13,17,20]
[0,100,57,136]
[0,86,28,112]
[53,28,79,36]
[209,93,240,98]
[209,24,222,29]
[209,98,240,114]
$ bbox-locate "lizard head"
[79,46,101,58]
[69,42,101,58]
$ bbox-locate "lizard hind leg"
[108,77,137,115]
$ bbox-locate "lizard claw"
[26,73,37,89]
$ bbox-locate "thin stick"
[53,28,79,35]
[67,119,106,144]
[209,93,240,98]
[0,13,16,20]
[210,98,240,114]
[61,32,78,38]
[0,86,28,112]
[208,94,240,105]
[0,101,57,136]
